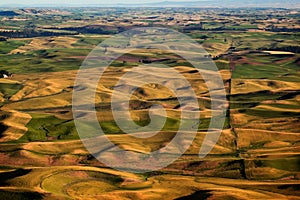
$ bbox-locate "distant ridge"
[1,0,300,8]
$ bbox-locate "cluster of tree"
[182,25,204,31]
[0,11,19,16]
[0,70,12,78]
[182,25,251,32]
[265,26,300,33]
[259,46,300,53]
[0,29,76,38]
[56,25,123,34]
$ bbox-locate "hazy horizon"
[0,0,299,8]
[1,0,205,5]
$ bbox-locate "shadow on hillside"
[0,169,32,186]
[175,190,212,200]
[0,122,8,139]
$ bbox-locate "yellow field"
[1,166,299,200]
